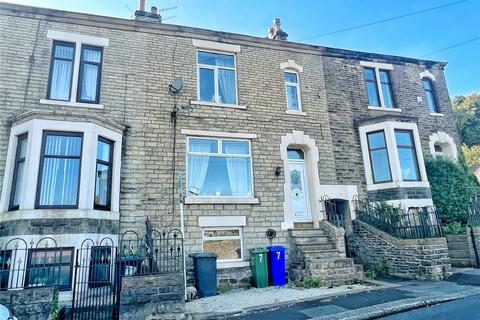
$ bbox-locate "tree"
[463,144,480,167]
[425,156,478,226]
[452,93,480,147]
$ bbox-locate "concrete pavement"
[217,268,480,320]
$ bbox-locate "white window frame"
[196,50,239,106]
[202,227,244,263]
[359,121,429,191]
[284,70,302,112]
[40,30,109,109]
[186,136,254,199]
[360,61,400,112]
[0,119,122,217]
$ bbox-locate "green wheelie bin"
[250,248,269,288]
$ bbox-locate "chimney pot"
[151,6,158,15]
[139,0,146,11]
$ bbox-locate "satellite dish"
[169,77,184,94]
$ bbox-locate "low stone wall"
[120,273,185,320]
[349,220,451,281]
[0,287,55,320]
[217,265,252,289]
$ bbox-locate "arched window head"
[287,148,305,160]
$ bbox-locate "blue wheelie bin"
[190,252,217,297]
[267,246,287,286]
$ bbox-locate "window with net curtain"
[187,138,252,197]
[77,46,103,103]
[48,41,75,101]
[36,132,83,208]
[198,51,237,105]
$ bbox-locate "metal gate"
[71,238,119,320]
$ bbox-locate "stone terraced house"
[0,2,459,316]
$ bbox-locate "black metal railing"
[322,195,345,228]
[468,196,480,227]
[0,237,74,291]
[353,197,443,239]
[119,229,183,276]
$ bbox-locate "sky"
[3,0,479,96]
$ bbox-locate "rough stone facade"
[349,220,451,280]
[0,1,462,304]
[0,287,56,320]
[120,273,185,320]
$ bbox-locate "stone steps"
[289,229,328,238]
[448,250,471,259]
[288,227,363,286]
[447,242,469,251]
[450,258,472,267]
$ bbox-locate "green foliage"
[374,200,402,225]
[452,93,480,147]
[218,281,234,293]
[50,289,59,320]
[463,144,480,167]
[425,156,478,225]
[365,268,377,279]
[302,276,322,288]
[442,222,467,235]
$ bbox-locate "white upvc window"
[186,137,253,197]
[197,50,238,105]
[285,71,302,111]
[0,119,122,214]
[202,227,243,262]
[359,121,429,191]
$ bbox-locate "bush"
[302,276,322,288]
[442,222,467,235]
[425,156,478,225]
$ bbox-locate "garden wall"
[349,220,451,280]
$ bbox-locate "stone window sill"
[366,180,430,191]
[368,106,402,112]
[40,99,104,109]
[190,100,247,110]
[217,261,249,269]
[430,112,444,117]
[286,109,306,116]
[184,197,259,204]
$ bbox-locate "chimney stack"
[268,18,288,41]
[134,1,162,23]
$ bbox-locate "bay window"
[36,132,83,209]
[203,228,243,262]
[94,138,113,210]
[187,138,252,197]
[367,131,392,183]
[9,134,28,210]
[395,130,420,181]
[197,51,237,105]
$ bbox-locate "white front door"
[289,160,311,221]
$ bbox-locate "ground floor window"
[202,228,243,262]
[25,247,74,290]
[0,250,11,290]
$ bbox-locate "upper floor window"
[9,134,28,210]
[48,41,75,101]
[187,137,252,197]
[44,30,108,107]
[36,132,83,209]
[362,63,395,109]
[94,138,113,210]
[285,71,301,111]
[77,46,103,104]
[197,51,237,105]
[367,131,392,183]
[395,130,420,181]
[422,78,439,113]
